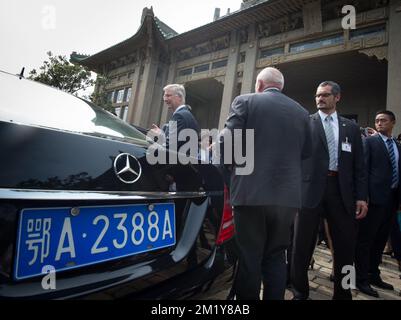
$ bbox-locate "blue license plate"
[14,203,175,280]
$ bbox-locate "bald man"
[223,67,312,299]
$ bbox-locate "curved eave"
[75,15,168,71]
[75,0,305,70]
[167,0,303,48]
[154,17,179,40]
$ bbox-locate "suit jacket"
[301,112,367,214]
[163,105,200,148]
[364,134,401,206]
[224,88,312,208]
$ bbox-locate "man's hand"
[356,200,368,219]
[366,127,377,136]
[150,124,162,136]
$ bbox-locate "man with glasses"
[290,81,368,300]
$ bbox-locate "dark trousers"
[291,176,357,300]
[233,205,296,300]
[355,190,398,282]
[390,212,401,261]
[286,223,294,285]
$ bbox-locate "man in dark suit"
[223,67,312,300]
[355,110,401,297]
[151,84,200,150]
[290,81,368,300]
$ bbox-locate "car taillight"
[216,185,235,245]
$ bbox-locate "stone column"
[303,0,322,36]
[387,0,401,135]
[126,59,143,124]
[241,24,258,95]
[159,51,177,125]
[218,30,240,129]
[133,47,159,127]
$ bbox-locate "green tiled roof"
[154,17,178,39]
[70,52,90,64]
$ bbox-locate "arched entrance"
[185,78,224,129]
[277,51,388,127]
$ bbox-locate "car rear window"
[0,71,148,144]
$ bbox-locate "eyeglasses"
[314,93,333,98]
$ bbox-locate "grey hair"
[163,84,186,103]
[256,67,285,91]
[318,81,341,96]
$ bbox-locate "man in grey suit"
[151,84,200,149]
[291,81,368,300]
[223,67,312,300]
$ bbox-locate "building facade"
[71,0,401,132]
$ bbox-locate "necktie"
[386,138,398,187]
[323,115,337,170]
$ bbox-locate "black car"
[0,70,236,299]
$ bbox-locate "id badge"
[342,138,352,153]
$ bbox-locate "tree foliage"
[89,75,114,113]
[28,51,95,94]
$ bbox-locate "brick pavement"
[209,243,401,300]
[291,244,401,300]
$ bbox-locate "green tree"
[28,51,95,94]
[89,75,114,113]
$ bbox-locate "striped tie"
[323,115,337,171]
[386,138,398,187]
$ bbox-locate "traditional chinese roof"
[71,0,306,72]
[168,0,304,48]
[70,7,177,72]
[154,17,178,39]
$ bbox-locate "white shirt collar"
[318,110,338,123]
[173,104,187,115]
[264,87,280,92]
[379,132,393,143]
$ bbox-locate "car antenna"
[19,67,25,79]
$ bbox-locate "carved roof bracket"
[359,45,388,61]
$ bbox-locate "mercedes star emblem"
[113,153,142,184]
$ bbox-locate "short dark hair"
[318,81,341,96]
[376,110,396,121]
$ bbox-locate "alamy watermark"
[146,122,255,175]
[341,265,356,290]
[41,265,56,290]
[342,5,356,30]
[41,5,56,30]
